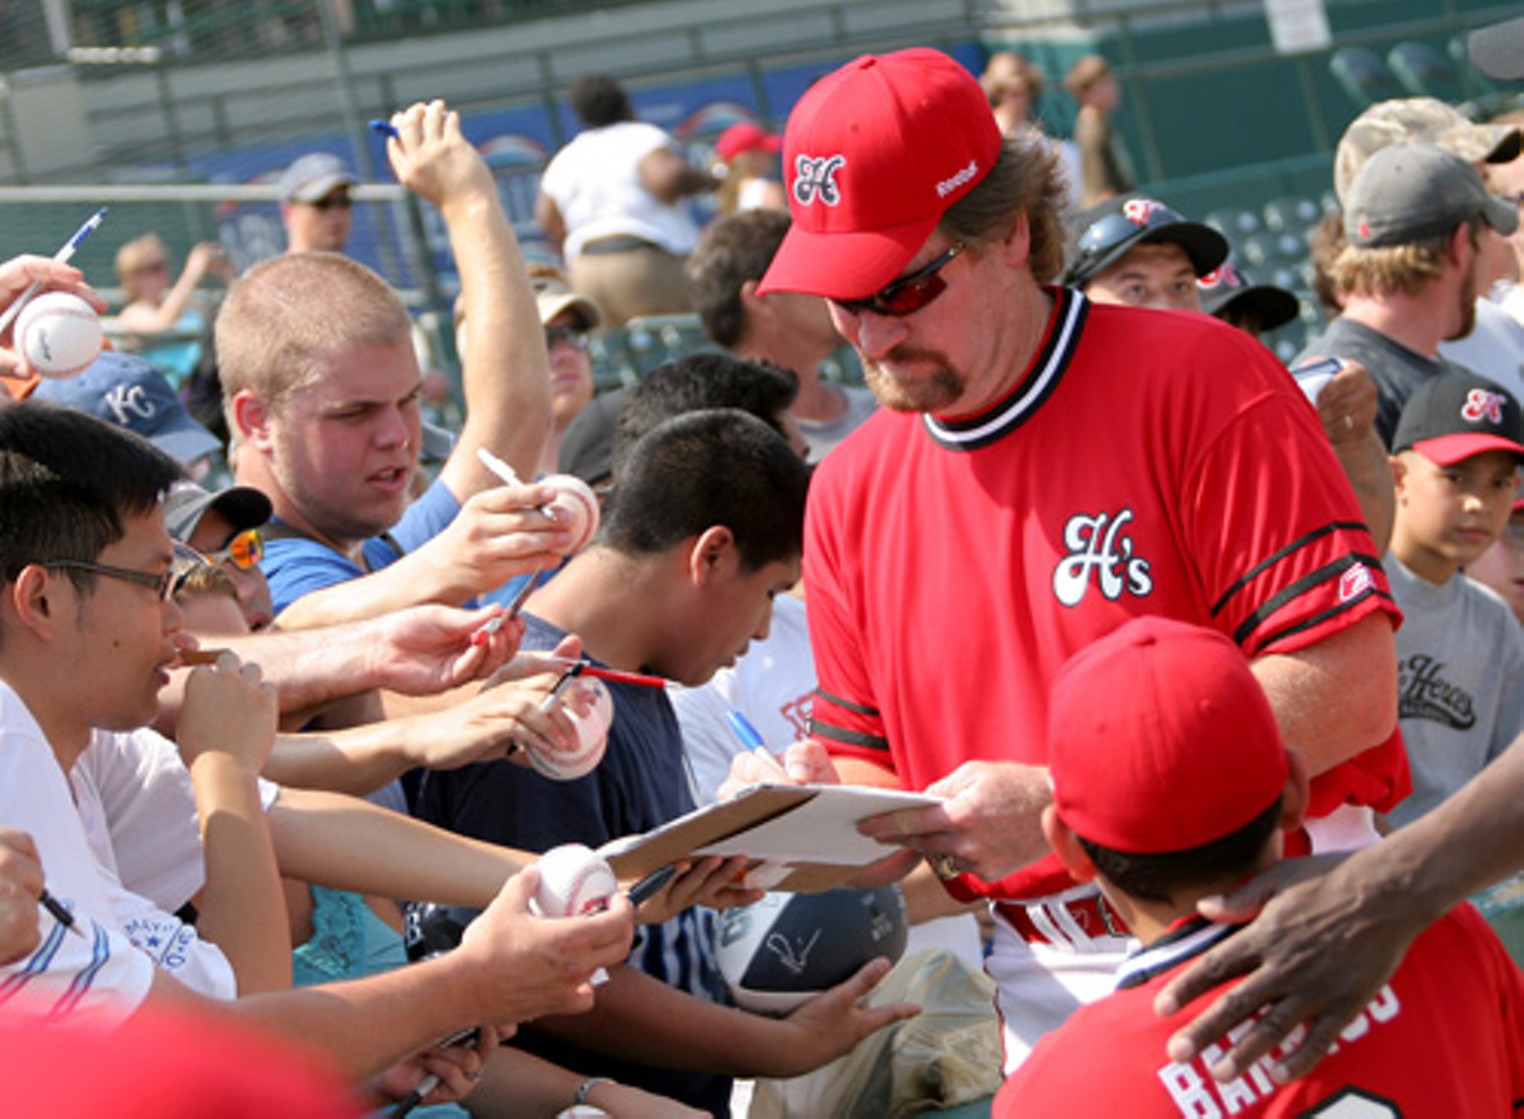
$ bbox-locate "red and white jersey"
[806,289,1407,899]
[995,905,1524,1117]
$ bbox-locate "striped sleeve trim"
[815,688,879,718]
[1229,551,1386,649]
[810,720,892,754]
[1210,522,1370,618]
[1244,583,1394,651]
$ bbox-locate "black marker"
[626,865,677,907]
[39,888,84,938]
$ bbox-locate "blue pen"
[369,118,401,140]
[0,206,108,335]
[725,709,768,752]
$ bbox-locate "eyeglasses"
[1071,201,1187,278]
[545,325,589,351]
[832,242,966,318]
[44,559,176,601]
[312,193,353,212]
[201,528,264,571]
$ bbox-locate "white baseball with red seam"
[526,676,613,781]
[531,843,619,918]
[15,292,103,379]
[541,473,600,554]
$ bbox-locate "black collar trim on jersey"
[1114,917,1239,991]
[922,287,1088,452]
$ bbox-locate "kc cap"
[1334,97,1520,203]
[1063,195,1228,289]
[1344,142,1518,248]
[1047,617,1289,855]
[1392,373,1524,465]
[758,49,1002,300]
[33,350,221,467]
[278,152,358,204]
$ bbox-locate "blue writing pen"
[725,709,767,752]
[369,118,401,140]
[0,206,108,336]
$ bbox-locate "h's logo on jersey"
[792,154,845,207]
[1461,387,1507,425]
[1053,509,1154,607]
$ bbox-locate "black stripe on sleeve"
[810,720,892,754]
[1229,552,1385,648]
[814,688,880,718]
[1210,522,1371,618]
[1245,586,1394,651]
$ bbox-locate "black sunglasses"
[545,325,589,351]
[832,242,966,318]
[312,193,353,212]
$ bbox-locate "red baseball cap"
[757,48,1002,301]
[1047,617,1289,855]
[716,121,782,162]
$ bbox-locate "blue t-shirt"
[262,477,462,615]
[415,614,733,1117]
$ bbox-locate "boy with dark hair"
[996,616,1524,1116]
[0,401,633,1096]
[418,409,913,1115]
[1382,373,1524,828]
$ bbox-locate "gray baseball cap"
[163,480,272,544]
[278,152,358,204]
[1344,142,1518,249]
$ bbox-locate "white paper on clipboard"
[690,784,944,865]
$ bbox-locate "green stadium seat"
[1388,41,1469,106]
[1262,195,1322,235]
[1330,46,1406,109]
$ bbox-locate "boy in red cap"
[996,616,1524,1117]
[734,46,1403,1070]
[1382,373,1524,829]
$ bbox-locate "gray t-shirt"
[1385,554,1524,828]
[1297,317,1473,447]
[796,384,878,461]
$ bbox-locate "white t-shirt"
[0,682,156,1025]
[540,120,703,261]
[1439,298,1524,401]
[671,593,816,804]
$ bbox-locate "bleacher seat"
[1204,208,1263,239]
[1388,41,1469,106]
[1262,195,1322,235]
[1330,46,1406,109]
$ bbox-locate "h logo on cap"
[1461,388,1506,425]
[793,154,846,207]
[1123,197,1167,227]
[103,383,158,427]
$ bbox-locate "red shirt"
[996,905,1524,1117]
[806,290,1407,899]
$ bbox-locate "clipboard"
[599,783,943,893]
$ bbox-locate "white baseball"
[526,676,613,781]
[14,292,103,379]
[531,843,619,918]
[541,473,600,554]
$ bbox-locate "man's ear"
[230,390,276,451]
[688,525,740,588]
[7,565,65,643]
[1040,804,1098,883]
[998,210,1033,271]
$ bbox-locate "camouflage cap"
[1335,97,1521,203]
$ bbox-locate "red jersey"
[806,290,1407,899]
[996,904,1524,1117]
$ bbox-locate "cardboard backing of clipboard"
[601,784,889,894]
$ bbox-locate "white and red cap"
[758,48,1001,301]
[715,121,782,162]
[1047,617,1289,855]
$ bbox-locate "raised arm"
[385,98,552,493]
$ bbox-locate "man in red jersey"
[996,617,1523,1117]
[730,47,1404,1070]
